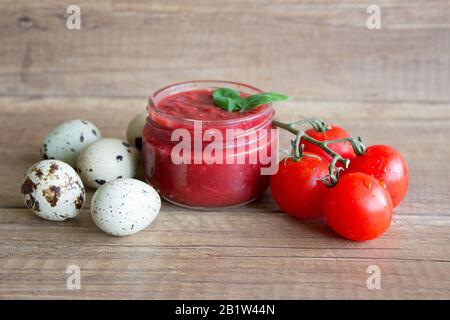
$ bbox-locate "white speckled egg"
[76,138,139,189]
[126,112,147,150]
[91,178,161,236]
[21,160,85,221]
[40,119,101,167]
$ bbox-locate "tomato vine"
[272,119,366,186]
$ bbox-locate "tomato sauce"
[142,81,275,208]
[156,89,264,121]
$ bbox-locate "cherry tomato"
[345,145,408,207]
[323,172,393,241]
[302,125,356,164]
[270,154,329,219]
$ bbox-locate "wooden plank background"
[0,0,449,101]
[0,0,449,299]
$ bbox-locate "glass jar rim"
[148,80,274,127]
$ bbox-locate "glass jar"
[142,80,275,209]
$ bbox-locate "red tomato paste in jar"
[142,81,275,208]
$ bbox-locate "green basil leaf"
[212,88,242,112]
[212,88,289,113]
[239,92,289,112]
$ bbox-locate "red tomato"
[270,154,329,219]
[323,172,393,241]
[345,145,408,207]
[302,125,356,163]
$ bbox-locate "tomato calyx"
[285,119,330,161]
[304,118,330,133]
[273,119,366,187]
[289,142,322,164]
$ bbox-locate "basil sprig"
[212,87,289,112]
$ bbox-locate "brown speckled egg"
[21,160,85,221]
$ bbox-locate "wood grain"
[0,97,449,299]
[1,0,449,101]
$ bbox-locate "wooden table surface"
[1,0,450,300]
[0,97,449,299]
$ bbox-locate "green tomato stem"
[272,119,365,187]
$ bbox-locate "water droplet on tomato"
[363,180,372,190]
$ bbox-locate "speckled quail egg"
[126,112,147,150]
[20,160,85,221]
[76,138,139,189]
[40,119,101,167]
[91,178,161,236]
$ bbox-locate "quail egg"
[20,160,85,221]
[40,119,101,167]
[76,138,139,189]
[90,178,161,236]
[126,111,147,150]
